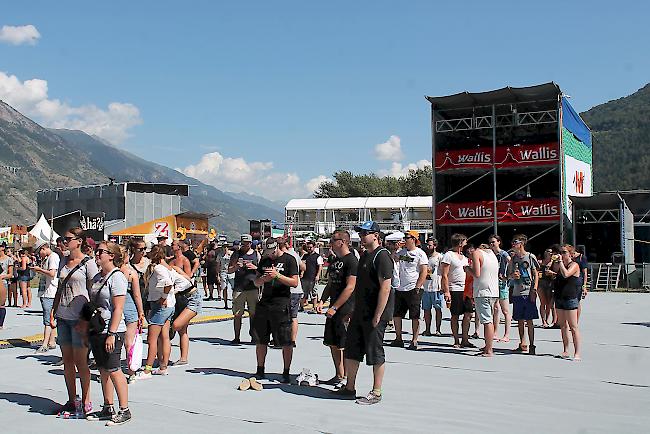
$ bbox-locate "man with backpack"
[335,221,393,405]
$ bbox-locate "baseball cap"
[241,234,253,242]
[232,240,241,247]
[262,237,278,255]
[427,237,438,244]
[354,221,380,233]
[156,235,167,240]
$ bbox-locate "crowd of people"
[0,221,590,424]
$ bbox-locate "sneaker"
[529,344,536,355]
[255,367,266,380]
[332,387,356,399]
[231,338,241,345]
[135,370,152,381]
[407,342,418,351]
[356,391,382,405]
[303,373,318,386]
[106,409,131,426]
[389,339,404,348]
[152,368,169,376]
[281,373,291,384]
[127,374,138,384]
[86,405,116,421]
[296,368,311,385]
[422,331,433,337]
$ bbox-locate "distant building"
[285,196,433,239]
[37,182,188,239]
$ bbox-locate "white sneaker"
[300,372,318,387]
[135,370,152,381]
[296,368,310,385]
[152,368,169,376]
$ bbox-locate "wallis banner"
[435,142,559,171]
[436,199,561,225]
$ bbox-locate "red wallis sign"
[436,142,559,171]
[436,199,561,225]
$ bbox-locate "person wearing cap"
[32,240,61,353]
[391,230,428,350]
[336,221,394,405]
[228,234,261,344]
[252,238,299,383]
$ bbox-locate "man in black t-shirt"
[301,241,323,313]
[252,238,299,384]
[335,221,393,406]
[318,230,357,388]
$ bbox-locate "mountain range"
[0,101,282,238]
[1,82,648,235]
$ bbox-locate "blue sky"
[1,0,649,200]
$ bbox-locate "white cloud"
[0,71,142,143]
[0,25,41,45]
[181,151,327,201]
[374,135,404,161]
[306,175,332,193]
[377,159,431,177]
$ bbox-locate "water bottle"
[74,395,82,417]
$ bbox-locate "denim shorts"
[186,290,203,314]
[56,318,85,348]
[555,297,580,311]
[498,280,509,300]
[123,292,139,324]
[40,297,54,326]
[422,291,443,310]
[148,301,175,326]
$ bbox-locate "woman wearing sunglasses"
[551,244,582,361]
[86,242,131,425]
[51,227,99,416]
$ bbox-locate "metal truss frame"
[435,110,558,133]
[575,209,620,224]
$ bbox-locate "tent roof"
[426,82,561,110]
[285,196,433,211]
[29,214,60,242]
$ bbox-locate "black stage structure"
[427,83,593,255]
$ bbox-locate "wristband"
[107,331,117,337]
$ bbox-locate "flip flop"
[554,354,570,360]
[249,377,263,391]
[238,378,251,391]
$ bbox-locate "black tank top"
[554,264,580,300]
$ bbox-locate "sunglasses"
[63,236,79,243]
[560,250,569,254]
[135,247,146,252]
[95,248,112,256]
[511,240,522,245]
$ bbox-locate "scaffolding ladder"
[595,264,622,291]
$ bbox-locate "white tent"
[29,214,60,243]
[385,231,405,241]
[349,230,361,242]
